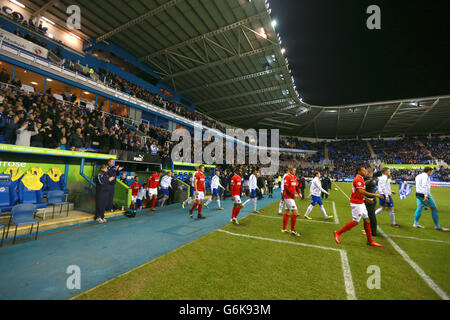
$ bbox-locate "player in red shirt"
[146,169,162,211]
[130,176,141,210]
[190,165,206,219]
[334,166,384,247]
[281,166,303,236]
[230,168,246,224]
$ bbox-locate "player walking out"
[281,166,303,236]
[182,176,194,208]
[190,165,206,219]
[334,166,384,247]
[204,170,225,210]
[375,168,400,227]
[146,169,162,211]
[230,168,246,225]
[414,167,449,231]
[278,169,289,215]
[243,168,260,213]
[158,172,173,207]
[304,171,332,220]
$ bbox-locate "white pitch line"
[250,213,334,224]
[216,229,357,300]
[332,201,339,224]
[387,234,450,245]
[335,183,449,300]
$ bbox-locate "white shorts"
[284,198,298,211]
[131,195,137,202]
[195,191,204,200]
[148,188,158,196]
[232,195,241,204]
[351,203,368,222]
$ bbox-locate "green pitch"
[75,183,449,300]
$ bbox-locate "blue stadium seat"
[0,174,19,213]
[46,173,66,191]
[8,203,39,244]
[18,181,48,210]
[47,190,69,219]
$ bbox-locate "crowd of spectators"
[0,85,172,160]
[370,138,434,164]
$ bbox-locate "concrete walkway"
[0,194,280,300]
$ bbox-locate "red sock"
[290,214,298,231]
[337,221,358,235]
[364,221,373,242]
[190,203,198,213]
[235,206,242,218]
[198,204,203,216]
[283,214,289,230]
[152,198,157,209]
[231,206,237,219]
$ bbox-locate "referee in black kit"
[106,159,124,212]
[364,168,379,236]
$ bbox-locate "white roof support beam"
[162,44,278,80]
[140,12,268,61]
[96,0,184,42]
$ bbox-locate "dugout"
[0,144,125,218]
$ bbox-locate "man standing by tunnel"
[105,158,123,212]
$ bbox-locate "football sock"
[431,209,440,228]
[190,203,198,213]
[389,209,396,225]
[217,199,221,207]
[283,213,289,230]
[375,208,383,216]
[364,220,373,242]
[320,205,328,218]
[305,205,313,217]
[414,208,423,225]
[337,221,358,235]
[198,204,203,216]
[278,201,284,213]
[205,199,212,206]
[243,199,252,206]
[152,198,157,208]
[235,206,242,218]
[253,198,257,211]
[290,214,298,231]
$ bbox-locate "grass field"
[75,183,449,300]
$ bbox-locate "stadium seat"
[46,173,66,192]
[0,174,19,213]
[46,190,69,219]
[8,203,39,244]
[18,181,48,210]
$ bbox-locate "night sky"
[269,0,450,106]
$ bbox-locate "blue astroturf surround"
[0,194,281,300]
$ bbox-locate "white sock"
[320,205,328,218]
[278,201,284,213]
[205,198,212,206]
[243,199,251,206]
[305,205,314,217]
[159,198,167,207]
[217,199,221,208]
[253,198,257,211]
[375,208,383,216]
[389,209,396,225]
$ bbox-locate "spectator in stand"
[15,119,38,146]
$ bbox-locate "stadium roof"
[22,0,450,138]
